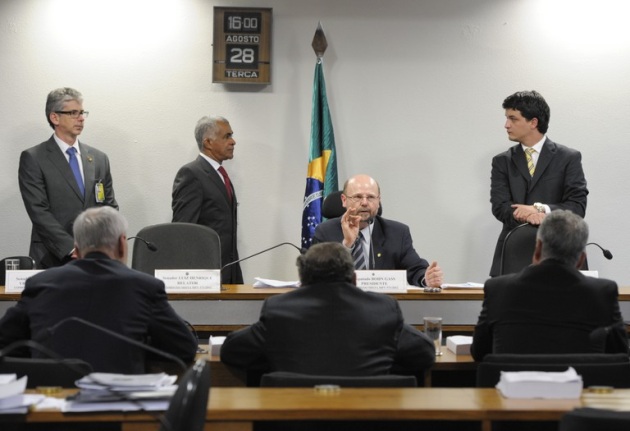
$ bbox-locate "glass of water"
[423,316,443,356]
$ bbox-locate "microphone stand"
[128,236,158,252]
[221,242,303,271]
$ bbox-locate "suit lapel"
[197,156,232,206]
[370,218,386,270]
[79,142,94,206]
[510,145,531,183]
[45,138,84,201]
[529,138,555,190]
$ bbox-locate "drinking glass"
[423,316,443,356]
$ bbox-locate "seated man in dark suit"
[471,210,628,361]
[312,174,443,288]
[220,242,435,379]
[0,207,198,374]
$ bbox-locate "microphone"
[128,236,158,252]
[366,217,375,270]
[221,242,304,272]
[586,242,613,260]
[47,316,187,373]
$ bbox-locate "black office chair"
[559,408,630,431]
[0,255,35,285]
[260,371,417,387]
[131,222,221,275]
[321,190,383,219]
[498,223,538,275]
[160,359,211,431]
[476,353,630,388]
[0,357,93,388]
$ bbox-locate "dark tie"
[352,232,366,270]
[66,147,85,196]
[217,166,233,203]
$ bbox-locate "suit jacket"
[221,281,435,377]
[312,216,430,286]
[171,156,243,284]
[471,259,627,361]
[18,136,118,268]
[489,138,588,276]
[0,252,198,374]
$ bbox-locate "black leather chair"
[559,408,630,431]
[131,222,221,275]
[499,223,538,275]
[476,353,630,388]
[160,359,211,431]
[321,191,383,219]
[260,371,417,387]
[0,255,35,285]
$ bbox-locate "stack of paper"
[0,374,45,414]
[63,372,178,412]
[496,367,583,399]
[210,336,226,356]
[446,335,473,355]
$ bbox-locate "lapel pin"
[87,156,93,163]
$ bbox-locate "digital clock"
[213,7,272,84]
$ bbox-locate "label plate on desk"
[4,270,43,293]
[155,270,221,293]
[355,270,407,293]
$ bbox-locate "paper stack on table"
[496,367,583,399]
[0,374,45,414]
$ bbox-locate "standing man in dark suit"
[312,174,443,288]
[0,207,197,374]
[471,210,627,361]
[19,87,118,268]
[172,116,243,284]
[221,242,435,377]
[490,90,588,276]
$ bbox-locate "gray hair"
[296,242,355,285]
[194,116,229,150]
[537,210,589,266]
[46,87,83,129]
[73,207,127,253]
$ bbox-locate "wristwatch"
[533,202,545,213]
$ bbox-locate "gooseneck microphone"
[221,242,304,271]
[366,217,375,270]
[586,242,613,260]
[128,236,158,252]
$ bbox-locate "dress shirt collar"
[54,133,80,156]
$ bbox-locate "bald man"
[313,174,443,288]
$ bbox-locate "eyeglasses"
[55,110,89,119]
[344,194,380,203]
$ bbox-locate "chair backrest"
[499,223,538,275]
[160,359,211,431]
[0,357,93,388]
[131,222,221,275]
[260,371,417,388]
[476,353,630,388]
[0,256,35,285]
[321,191,383,219]
[560,408,630,431]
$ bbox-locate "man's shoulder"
[79,141,110,158]
[375,216,410,233]
[543,139,581,157]
[21,137,56,156]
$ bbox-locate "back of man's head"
[297,242,355,285]
[537,210,588,266]
[73,207,128,259]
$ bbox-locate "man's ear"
[118,235,128,260]
[532,239,543,264]
[576,251,586,270]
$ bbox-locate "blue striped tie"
[66,147,85,196]
[352,233,366,270]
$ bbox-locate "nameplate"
[355,270,408,293]
[154,270,221,293]
[4,270,44,293]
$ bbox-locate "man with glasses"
[18,87,118,268]
[313,174,443,287]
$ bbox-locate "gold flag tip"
[312,22,328,59]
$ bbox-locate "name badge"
[154,269,221,293]
[4,270,44,293]
[95,180,105,203]
[355,270,408,293]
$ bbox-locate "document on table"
[440,282,484,289]
[253,278,299,288]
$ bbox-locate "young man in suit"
[489,90,588,276]
[312,174,443,288]
[171,116,243,284]
[471,210,627,361]
[221,242,435,378]
[18,87,118,268]
[0,207,197,373]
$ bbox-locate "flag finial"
[311,22,328,60]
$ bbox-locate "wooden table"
[17,387,630,431]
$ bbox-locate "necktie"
[525,147,536,177]
[217,166,233,203]
[352,232,366,270]
[66,147,85,196]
